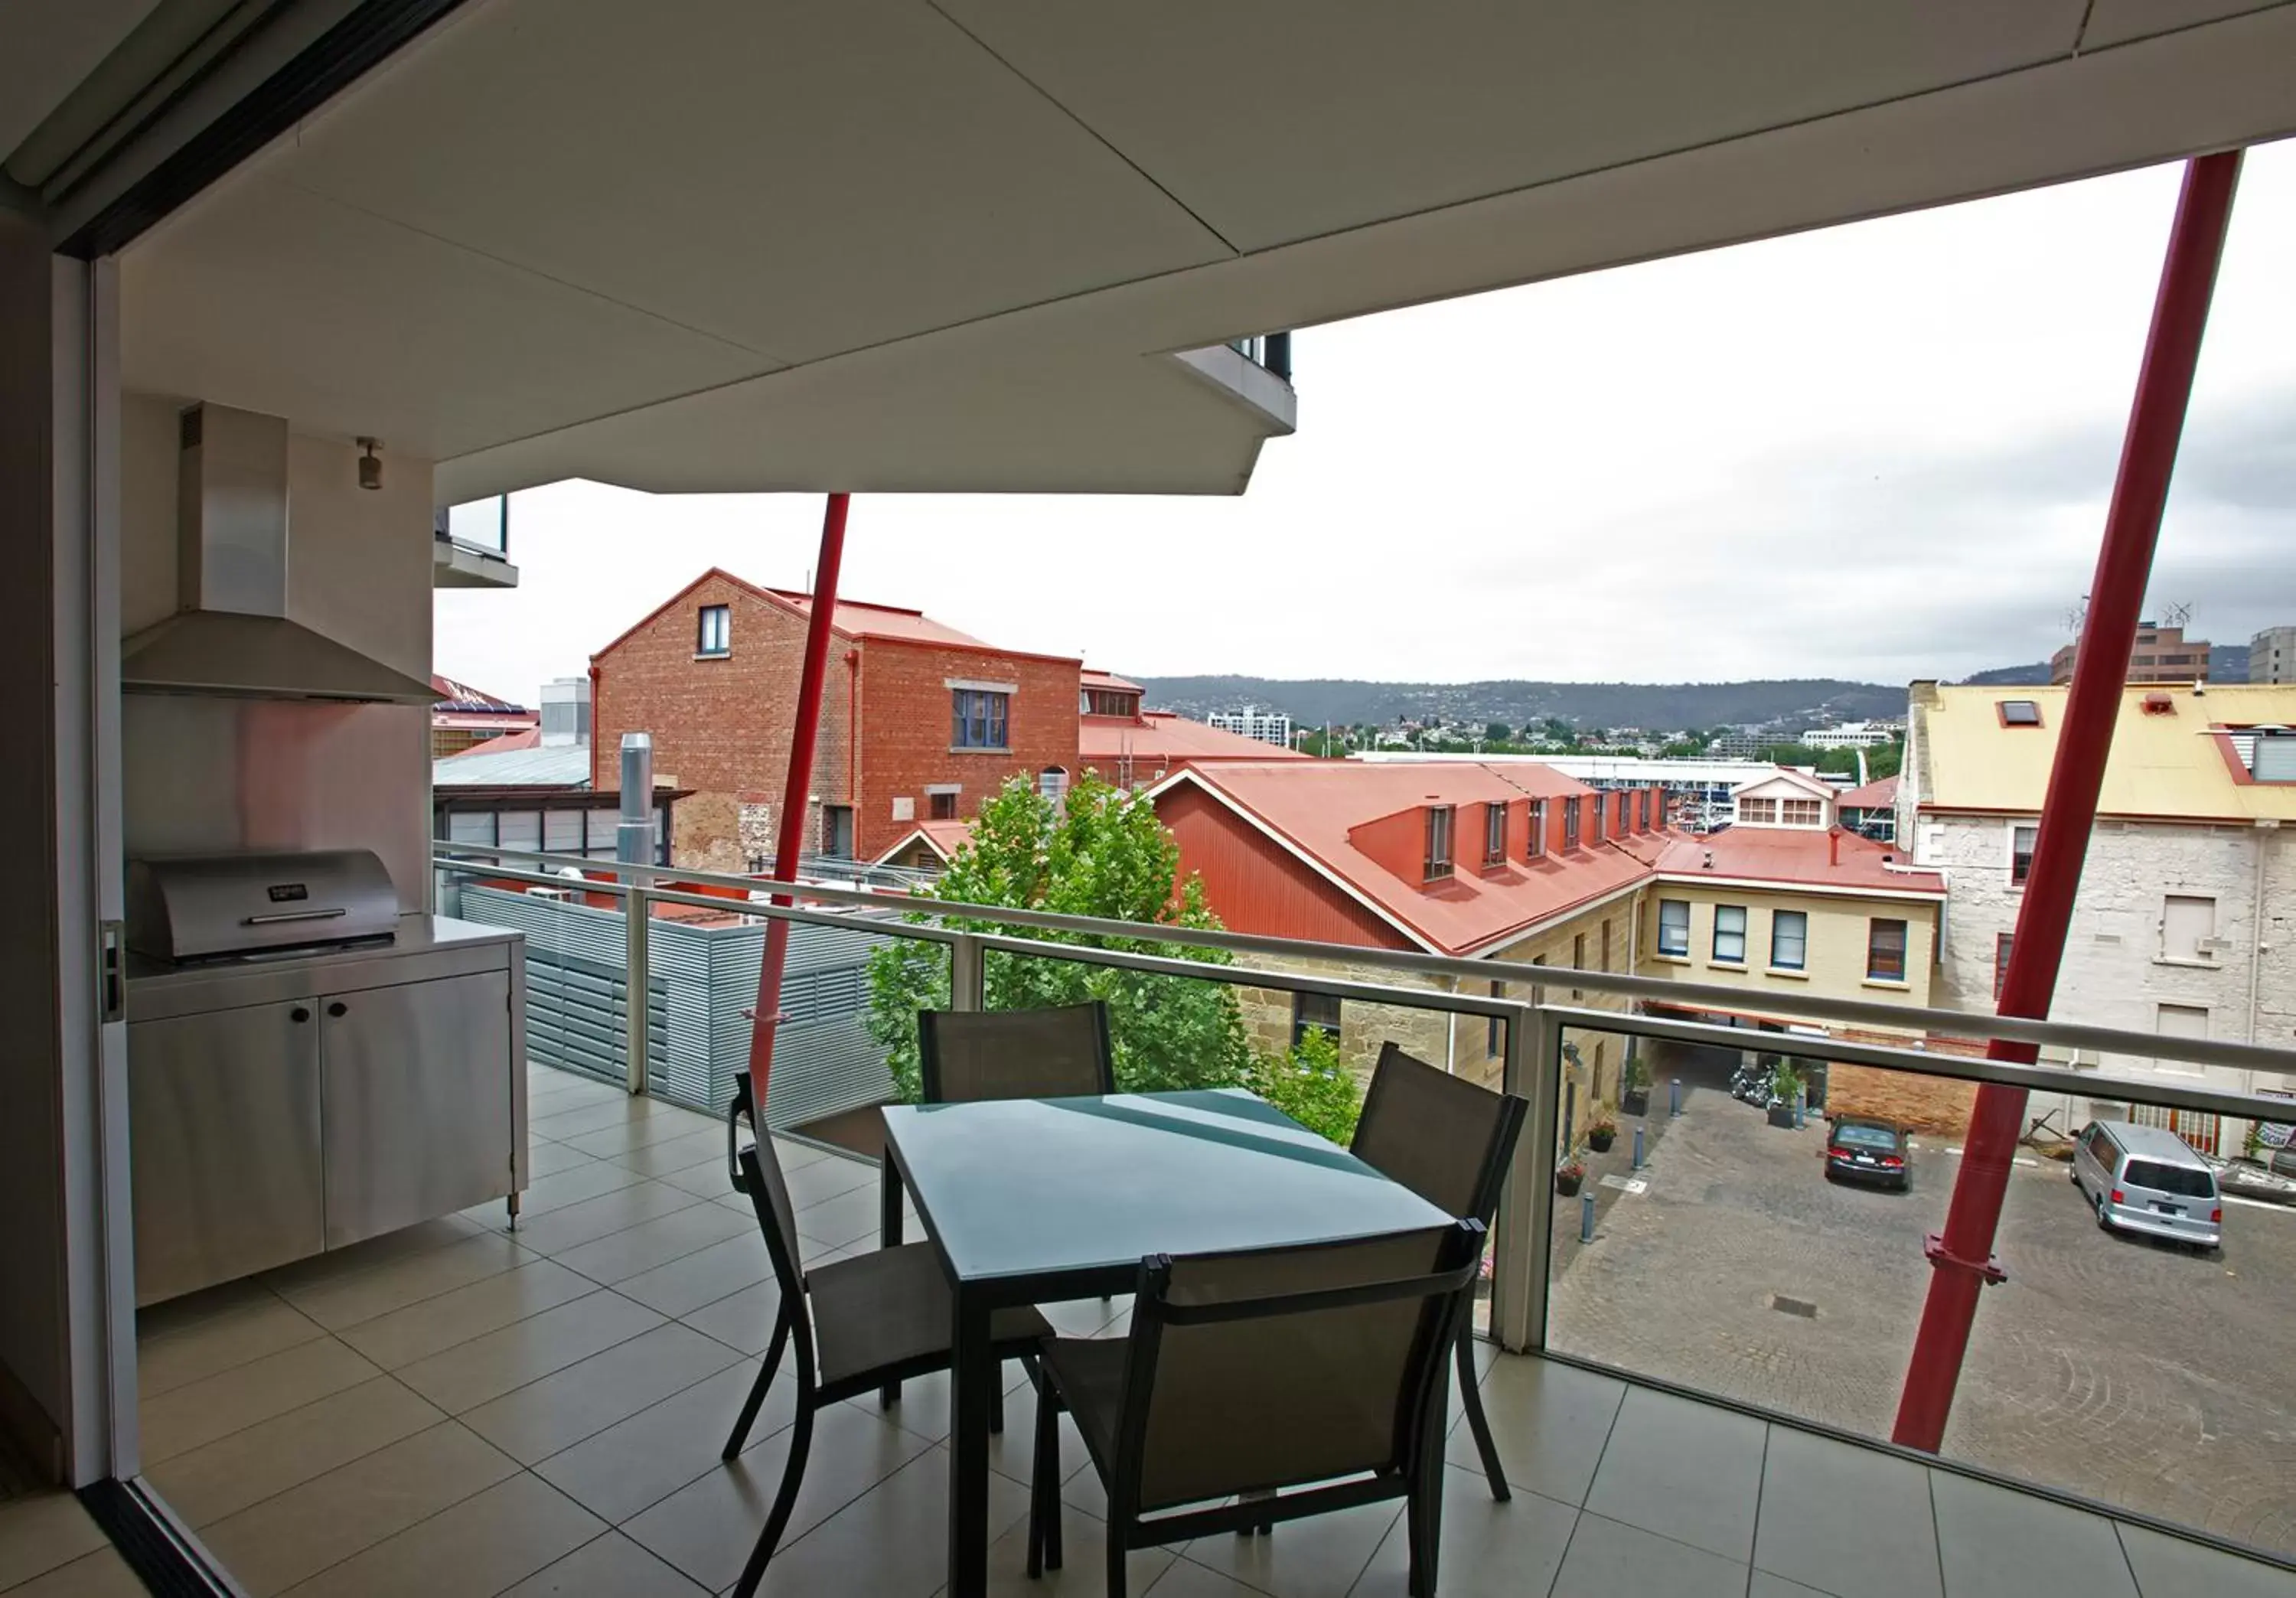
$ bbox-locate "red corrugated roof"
[1156,761,1647,956]
[1835,775,1900,810]
[432,711,540,733]
[430,674,526,713]
[1080,710,1309,771]
[873,818,974,864]
[1081,669,1144,693]
[443,726,542,754]
[1651,824,1940,896]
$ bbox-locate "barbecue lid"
[127,850,400,964]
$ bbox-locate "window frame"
[1994,931,2013,1000]
[1998,700,2043,727]
[928,791,958,822]
[1570,932,1585,999]
[1483,801,1508,868]
[1292,990,1342,1048]
[1770,908,1808,971]
[950,687,1011,751]
[1524,800,1546,859]
[1563,797,1581,851]
[1638,789,1652,830]
[2161,893,2217,962]
[2009,823,2037,887]
[1867,918,1910,983]
[696,603,731,657]
[1486,979,1504,1058]
[1615,791,1631,833]
[1713,904,1748,965]
[1656,898,1691,957]
[1737,796,1778,825]
[1424,805,1455,881]
[1781,797,1822,827]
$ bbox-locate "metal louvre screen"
[455,887,894,1123]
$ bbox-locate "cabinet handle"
[291,1006,311,1023]
[327,1001,348,1018]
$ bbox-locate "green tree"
[866,771,1253,1104]
[1246,1024,1361,1144]
[1483,721,1512,745]
[1866,741,1905,780]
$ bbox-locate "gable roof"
[431,674,527,713]
[1151,760,1649,956]
[1835,774,1899,810]
[1911,683,2296,823]
[591,567,1078,664]
[1733,767,1836,802]
[1081,669,1143,693]
[872,819,974,865]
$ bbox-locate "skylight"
[1999,700,2042,727]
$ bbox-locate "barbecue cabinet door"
[321,971,514,1247]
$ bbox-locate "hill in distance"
[1132,676,1905,733]
[1955,641,2249,689]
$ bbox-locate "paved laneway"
[1546,1042,2296,1562]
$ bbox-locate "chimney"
[1828,827,1842,866]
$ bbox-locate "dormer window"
[1525,800,1546,859]
[1563,797,1582,851]
[1424,805,1455,880]
[1083,687,1139,716]
[1999,700,2042,727]
[1482,801,1507,867]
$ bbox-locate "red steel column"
[1892,151,2242,1451]
[745,493,851,1098]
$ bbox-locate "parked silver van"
[2070,1120,2222,1250]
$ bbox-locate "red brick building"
[1078,669,1313,789]
[589,569,1080,870]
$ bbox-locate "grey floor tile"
[139,1335,382,1465]
[751,1446,1031,1598]
[280,1229,533,1331]
[1750,1574,1839,1596]
[531,1095,678,1142]
[1179,1493,1404,1598]
[6,1545,147,1597]
[1583,1385,1765,1563]
[1143,1557,1290,1596]
[794,1183,889,1251]
[495,1182,706,1259]
[0,1493,110,1590]
[137,1293,328,1397]
[2116,1523,2296,1598]
[677,1278,785,1355]
[1930,1471,2138,1598]
[1756,1427,1942,1598]
[1444,1355,1626,1507]
[549,1201,753,1287]
[197,1420,518,1596]
[256,1218,482,1294]
[563,1108,723,1162]
[145,1375,445,1528]
[459,1321,743,1465]
[611,1127,730,1178]
[1351,1464,1578,1597]
[1551,1512,1752,1598]
[621,1403,934,1591]
[534,1359,784,1525]
[334,1258,598,1370]
[499,1530,708,1596]
[498,1158,650,1220]
[135,1277,281,1342]
[279,1470,603,1597]
[615,1231,771,1317]
[393,1290,665,1414]
[779,1152,881,1210]
[521,1137,600,1179]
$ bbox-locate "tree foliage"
[1245,1024,1362,1144]
[866,771,1253,1104]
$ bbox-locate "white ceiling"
[97,0,2296,498]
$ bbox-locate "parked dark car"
[1825,1117,1911,1191]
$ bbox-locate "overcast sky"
[437,142,2296,703]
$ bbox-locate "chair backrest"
[1114,1221,1482,1515]
[918,1001,1116,1103]
[1351,1042,1528,1225]
[729,1114,817,1384]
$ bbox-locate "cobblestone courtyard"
[1545,1042,2296,1563]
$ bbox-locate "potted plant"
[1766,1061,1803,1129]
[1587,1117,1618,1153]
[1556,1158,1587,1196]
[1621,1057,1652,1117]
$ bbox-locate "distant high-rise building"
[2252,626,2296,684]
[1706,731,1763,759]
[2050,621,2210,685]
[1206,706,1295,748]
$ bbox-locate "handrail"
[434,844,2296,1080]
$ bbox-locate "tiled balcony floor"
[20,1064,2280,1597]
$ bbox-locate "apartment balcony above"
[1175,331,1299,438]
[434,499,519,591]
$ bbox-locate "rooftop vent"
[2142,692,2176,716]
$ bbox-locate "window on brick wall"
[1571,932,1585,998]
[697,604,730,656]
[1293,991,1341,1048]
[1486,979,1504,1057]
[951,688,1009,750]
[1599,918,1611,972]
[928,791,958,821]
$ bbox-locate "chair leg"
[1106,1518,1127,1598]
[1453,1325,1509,1502]
[732,1400,814,1598]
[1404,1473,1433,1598]
[722,1307,791,1459]
[990,1376,1005,1435]
[1026,1373,1063,1576]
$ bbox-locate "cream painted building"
[1901,682,2296,1152]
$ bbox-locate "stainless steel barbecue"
[127,848,399,964]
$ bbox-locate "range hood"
[121,404,437,705]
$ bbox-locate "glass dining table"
[877,1087,1455,1598]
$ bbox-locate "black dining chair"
[918,1000,1117,1102]
[1349,1042,1530,1502]
[719,1071,1053,1598]
[1025,1221,1486,1598]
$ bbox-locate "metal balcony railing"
[432,841,2296,1565]
[1225,330,1293,382]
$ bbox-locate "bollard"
[1632,1123,1645,1171]
[1580,1189,1596,1244]
[1669,1077,1683,1118]
[1793,1086,1807,1130]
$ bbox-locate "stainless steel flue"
[617,732,656,867]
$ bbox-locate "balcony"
[21,846,2286,1596]
[434,498,520,592]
